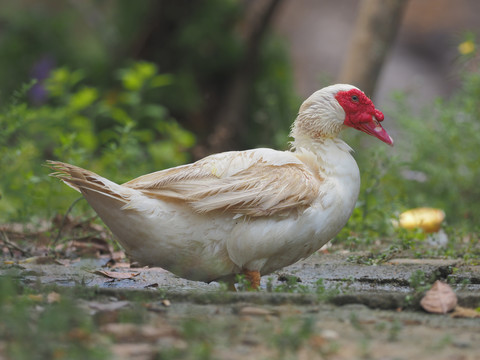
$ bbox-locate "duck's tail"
[46,161,129,204]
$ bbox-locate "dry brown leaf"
[450,306,480,318]
[239,306,276,316]
[111,250,125,261]
[110,343,155,360]
[101,323,177,342]
[47,292,61,304]
[54,258,71,266]
[420,280,457,314]
[73,237,113,254]
[67,328,91,342]
[161,299,171,307]
[58,237,113,258]
[308,334,328,349]
[19,256,57,265]
[27,294,43,302]
[92,270,139,280]
[85,300,130,312]
[144,283,159,289]
[110,262,132,269]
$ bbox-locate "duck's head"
[291,84,393,146]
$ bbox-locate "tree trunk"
[195,0,284,158]
[339,0,409,96]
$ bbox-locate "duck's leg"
[242,269,261,290]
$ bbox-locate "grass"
[0,276,110,360]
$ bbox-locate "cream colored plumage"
[48,84,392,288]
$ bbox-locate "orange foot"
[242,269,261,290]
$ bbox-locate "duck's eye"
[351,95,359,102]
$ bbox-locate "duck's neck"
[289,133,353,156]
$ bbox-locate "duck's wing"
[124,148,324,217]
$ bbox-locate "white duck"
[48,84,393,289]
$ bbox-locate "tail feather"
[46,161,129,204]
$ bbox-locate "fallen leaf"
[58,237,113,257]
[101,323,177,342]
[111,250,126,261]
[47,291,61,303]
[420,280,457,314]
[94,310,119,326]
[320,329,339,340]
[144,283,159,289]
[19,256,57,264]
[110,262,132,269]
[450,306,480,318]
[239,306,276,316]
[67,328,91,342]
[110,343,155,360]
[102,258,116,268]
[309,334,328,349]
[92,270,139,280]
[80,300,130,325]
[161,299,171,307]
[27,294,43,302]
[54,258,71,266]
[85,300,130,312]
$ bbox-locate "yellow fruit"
[399,207,445,233]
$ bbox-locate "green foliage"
[0,62,195,222]
[408,270,430,292]
[335,44,480,251]
[404,269,434,305]
[273,275,309,293]
[314,278,343,301]
[390,73,480,226]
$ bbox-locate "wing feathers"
[126,151,323,217]
[49,148,323,218]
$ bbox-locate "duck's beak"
[356,116,394,146]
[354,107,393,146]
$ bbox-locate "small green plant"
[271,317,315,355]
[349,312,372,359]
[0,276,110,360]
[387,319,403,342]
[179,318,214,360]
[404,269,435,306]
[315,278,342,301]
[408,270,430,292]
[274,275,309,293]
[234,274,255,292]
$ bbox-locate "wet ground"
[3,252,480,359]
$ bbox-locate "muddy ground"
[2,252,479,360]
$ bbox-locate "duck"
[48,84,393,290]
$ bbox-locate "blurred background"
[0,0,479,244]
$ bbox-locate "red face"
[335,89,393,146]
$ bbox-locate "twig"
[1,230,32,257]
[52,196,84,247]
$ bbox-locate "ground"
[1,248,479,360]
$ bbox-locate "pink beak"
[356,111,393,146]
